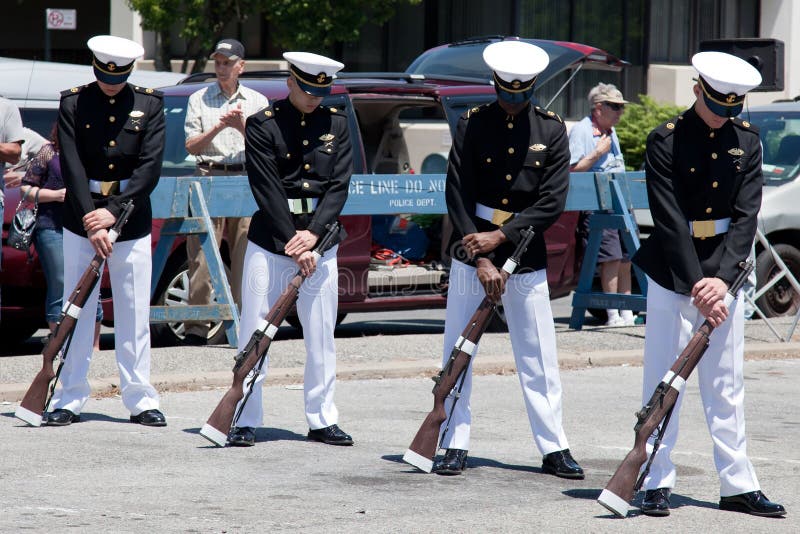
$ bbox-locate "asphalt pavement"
[1,301,799,532]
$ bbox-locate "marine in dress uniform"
[632,51,785,517]
[433,41,583,478]
[227,52,353,447]
[45,35,166,427]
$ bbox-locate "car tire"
[150,256,231,347]
[0,323,40,351]
[755,244,800,318]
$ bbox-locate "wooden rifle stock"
[14,202,135,427]
[597,261,754,517]
[403,226,535,472]
[199,222,341,447]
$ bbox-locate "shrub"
[617,95,684,170]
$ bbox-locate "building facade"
[1,1,797,119]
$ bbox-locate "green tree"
[128,0,266,73]
[263,0,420,54]
[616,95,685,170]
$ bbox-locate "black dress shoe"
[44,409,80,426]
[182,333,207,346]
[433,449,468,475]
[130,409,167,427]
[541,449,584,479]
[719,491,786,517]
[641,488,671,517]
[307,424,354,446]
[228,426,256,447]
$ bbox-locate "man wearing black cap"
[435,40,583,479]
[632,51,785,518]
[226,51,353,448]
[44,35,166,427]
[183,39,269,346]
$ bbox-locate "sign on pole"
[46,8,77,30]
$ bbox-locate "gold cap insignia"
[108,62,116,71]
[320,133,335,142]
[529,144,547,152]
[512,80,521,89]
[726,93,737,103]
[666,122,675,129]
[317,74,326,83]
[728,148,745,156]
[129,110,144,118]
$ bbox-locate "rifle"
[597,261,754,517]
[200,221,341,446]
[403,226,536,472]
[15,201,136,427]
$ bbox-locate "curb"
[3,343,799,403]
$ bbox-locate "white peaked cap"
[691,51,762,96]
[88,35,144,65]
[483,41,549,83]
[283,52,344,77]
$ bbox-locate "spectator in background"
[0,96,26,321]
[183,38,269,346]
[569,83,636,327]
[3,127,47,189]
[20,124,103,350]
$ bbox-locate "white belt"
[475,202,517,226]
[89,179,130,196]
[288,197,318,215]
[688,217,730,238]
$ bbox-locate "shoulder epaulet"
[250,105,276,124]
[731,116,759,134]
[61,85,86,98]
[653,114,682,138]
[533,105,563,123]
[133,85,163,98]
[461,103,490,120]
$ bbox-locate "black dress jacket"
[632,106,762,295]
[58,82,165,241]
[244,98,352,255]
[446,101,570,271]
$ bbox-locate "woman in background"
[21,124,103,350]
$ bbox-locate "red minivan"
[1,36,626,347]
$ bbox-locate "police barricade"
[149,172,648,346]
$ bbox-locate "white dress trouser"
[641,277,759,497]
[234,241,339,430]
[52,229,159,415]
[438,259,569,455]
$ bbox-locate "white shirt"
[184,82,268,165]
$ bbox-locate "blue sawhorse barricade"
[148,172,649,346]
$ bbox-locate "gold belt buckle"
[491,208,514,227]
[692,219,715,238]
[100,181,120,196]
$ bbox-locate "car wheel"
[285,313,348,332]
[755,244,800,318]
[150,258,231,346]
[0,323,40,351]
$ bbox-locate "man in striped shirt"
[183,39,269,345]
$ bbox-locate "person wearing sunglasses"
[569,82,636,327]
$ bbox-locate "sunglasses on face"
[603,102,625,111]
